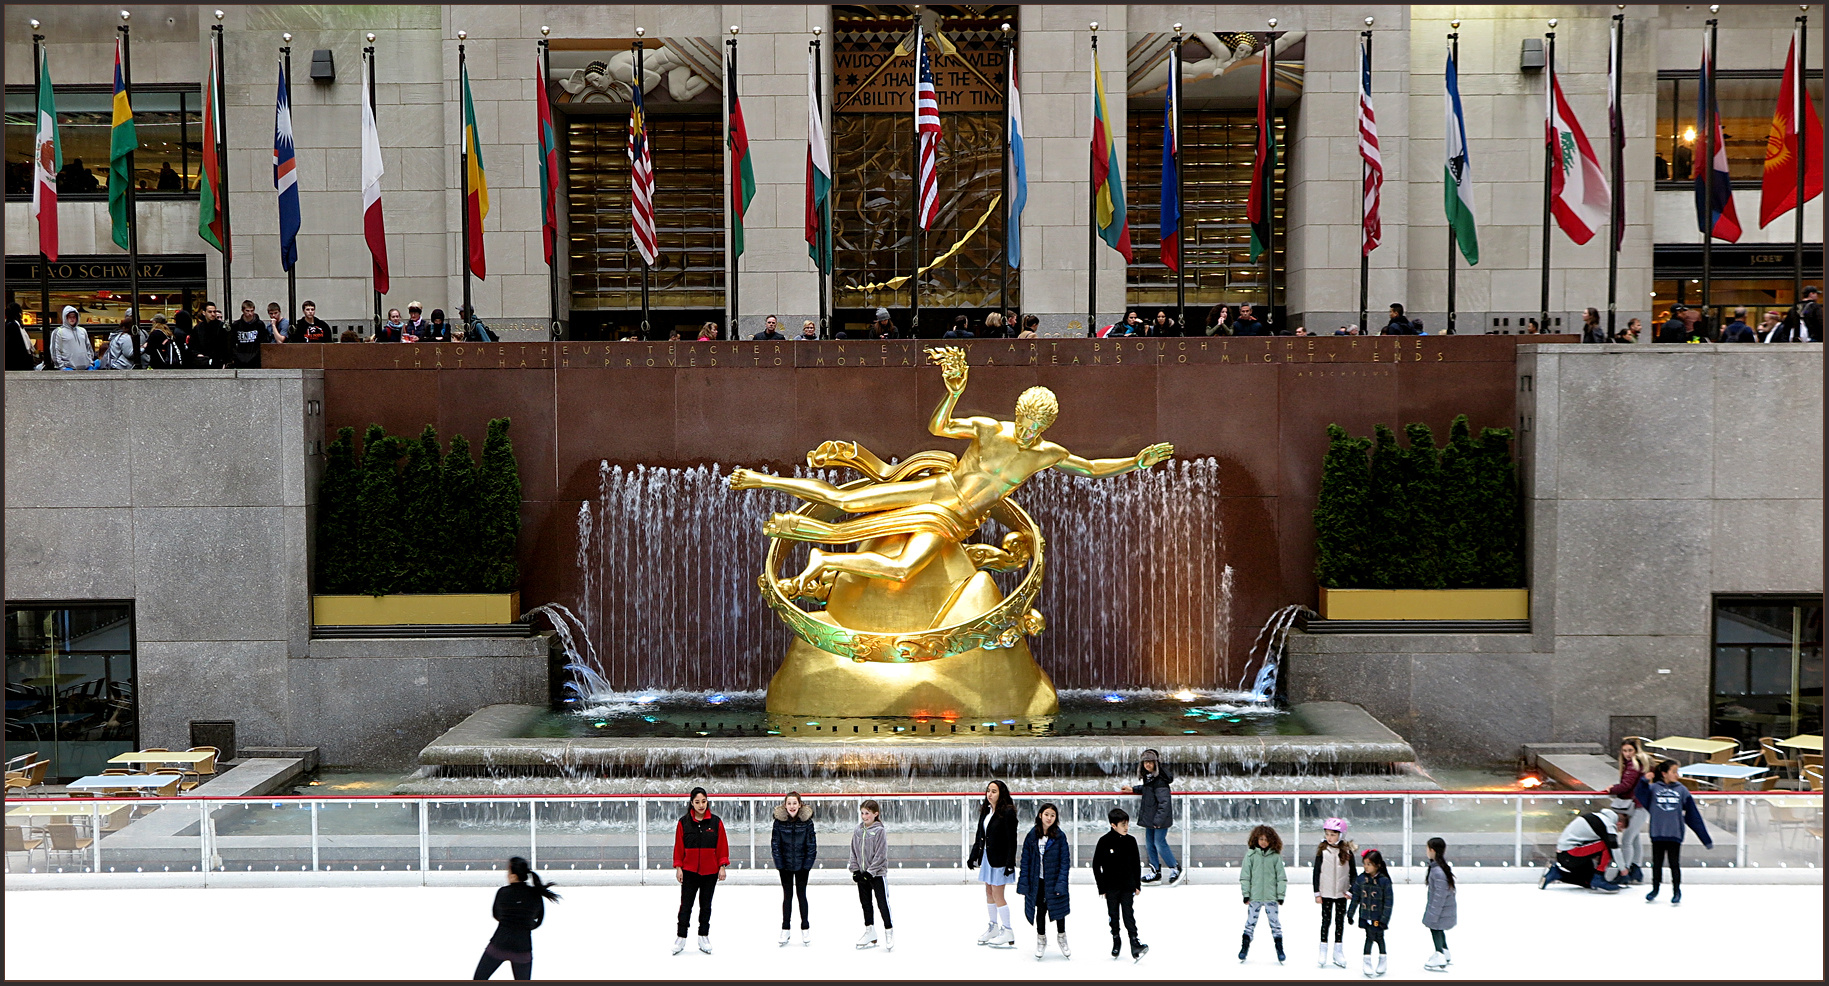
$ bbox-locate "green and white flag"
[1443,49,1478,265]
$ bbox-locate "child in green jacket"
[1238,824,1288,964]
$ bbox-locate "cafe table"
[107,751,216,767]
[1678,763,1768,782]
[64,774,183,797]
[19,673,85,688]
[1646,736,1739,759]
[5,803,131,818]
[1776,735,1823,752]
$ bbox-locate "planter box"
[1318,588,1528,621]
[312,592,520,626]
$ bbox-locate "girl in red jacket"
[672,786,729,956]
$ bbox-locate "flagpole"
[1173,24,1185,336]
[812,29,829,339]
[120,14,141,337]
[541,27,558,337]
[1793,11,1807,333]
[999,23,1012,323]
[1266,19,1278,331]
[282,34,296,327]
[1360,25,1373,337]
[1606,11,1622,342]
[366,37,380,335]
[216,13,233,320]
[32,23,49,341]
[727,28,739,338]
[1444,23,1457,336]
[459,32,474,330]
[910,10,922,338]
[1540,20,1556,335]
[1088,21,1098,337]
[1702,11,1717,338]
[635,31,650,337]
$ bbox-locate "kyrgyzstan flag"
[1759,32,1824,228]
[461,61,488,279]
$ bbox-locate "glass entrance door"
[1711,595,1825,745]
[4,603,136,781]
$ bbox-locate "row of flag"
[28,29,1822,292]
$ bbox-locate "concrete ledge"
[235,747,321,772]
[1289,631,1541,655]
[304,636,549,659]
[190,758,307,797]
[1522,743,1605,769]
[1537,754,1622,792]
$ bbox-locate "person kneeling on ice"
[1091,807,1149,961]
[849,799,894,951]
[1540,805,1627,892]
[1347,849,1394,978]
[1238,825,1288,965]
[1637,758,1713,905]
[1018,802,1073,959]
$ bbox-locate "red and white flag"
[360,49,389,293]
[628,72,657,265]
[31,48,59,261]
[1357,35,1382,255]
[914,29,941,230]
[1546,71,1610,245]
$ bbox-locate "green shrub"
[1399,422,1446,590]
[314,426,359,593]
[477,418,522,594]
[399,425,445,593]
[1364,424,1409,589]
[1474,426,1525,588]
[353,426,408,596]
[1436,415,1484,588]
[437,434,482,593]
[1313,424,1373,588]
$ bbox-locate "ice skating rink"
[5,880,1822,980]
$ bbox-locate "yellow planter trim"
[1319,588,1528,621]
[313,592,521,626]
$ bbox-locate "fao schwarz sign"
[6,254,208,285]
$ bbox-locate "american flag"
[914,30,941,230]
[628,65,658,265]
[1358,35,1382,255]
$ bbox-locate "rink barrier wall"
[5,790,1819,890]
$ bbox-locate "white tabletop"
[64,775,181,793]
[1679,763,1768,780]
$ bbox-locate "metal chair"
[151,767,201,793]
[1760,738,1800,783]
[1804,764,1824,792]
[44,824,93,866]
[5,825,45,869]
[1705,736,1742,765]
[187,747,220,777]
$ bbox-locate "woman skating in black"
[771,791,817,945]
[473,856,559,980]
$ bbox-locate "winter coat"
[968,804,1018,871]
[7,318,37,370]
[1313,839,1357,898]
[1135,766,1175,829]
[375,321,405,342]
[487,881,547,953]
[1017,828,1072,922]
[672,808,728,875]
[1637,779,1713,847]
[1091,830,1141,896]
[770,802,817,871]
[1556,809,1621,854]
[193,317,232,367]
[102,328,141,369]
[1346,870,1393,929]
[1239,846,1287,903]
[848,819,887,878]
[147,329,184,369]
[1608,758,1646,800]
[1422,860,1457,931]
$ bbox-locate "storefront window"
[1711,595,1823,745]
[1655,72,1824,185]
[5,603,137,783]
[4,86,200,198]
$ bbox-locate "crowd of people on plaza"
[470,750,1472,980]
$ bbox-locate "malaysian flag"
[628,64,658,265]
[914,29,941,230]
[1358,35,1382,256]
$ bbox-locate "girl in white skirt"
[967,779,1020,946]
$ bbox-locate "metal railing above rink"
[4,790,1820,888]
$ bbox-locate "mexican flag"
[31,50,59,261]
[804,49,830,272]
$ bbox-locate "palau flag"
[109,37,138,250]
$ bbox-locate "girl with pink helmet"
[1312,817,1356,968]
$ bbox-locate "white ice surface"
[5,881,1822,980]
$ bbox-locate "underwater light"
[707,694,729,704]
[1102,693,1124,703]
[1173,689,1197,702]
[1001,719,1015,725]
[635,695,658,705]
[641,715,658,723]
[1518,773,1544,789]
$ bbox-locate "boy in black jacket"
[1092,808,1149,962]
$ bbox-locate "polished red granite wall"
[269,336,1563,689]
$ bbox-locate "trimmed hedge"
[1313,416,1524,590]
[315,419,520,597]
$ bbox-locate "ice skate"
[1141,865,1162,884]
[1539,864,1559,889]
[1627,863,1643,884]
[1424,950,1446,971]
[1645,888,1659,902]
[1588,873,1622,893]
[1056,932,1071,958]
[1333,942,1348,967]
[779,929,791,946]
[1441,948,1452,966]
[1362,955,1375,977]
[1131,940,1149,962]
[1111,935,1122,958]
[801,928,812,946]
[885,928,895,952]
[697,935,712,955]
[990,926,1017,947]
[672,937,686,955]
[978,922,1001,945]
[1375,954,1388,977]
[1166,866,1183,886]
[856,926,879,949]
[1274,936,1285,964]
[1238,932,1252,962]
[1671,889,1682,905]
[1035,934,1047,959]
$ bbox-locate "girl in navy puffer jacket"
[1018,802,1073,959]
[1635,759,1713,905]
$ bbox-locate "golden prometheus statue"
[729,346,1175,719]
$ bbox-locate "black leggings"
[779,868,811,929]
[473,945,531,981]
[677,871,717,937]
[857,872,892,929]
[1106,893,1138,940]
[1362,927,1386,955]
[1431,929,1449,951]
[1319,897,1347,942]
[1651,840,1683,890]
[1034,899,1066,934]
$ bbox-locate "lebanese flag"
[31,49,59,261]
[1546,72,1609,245]
[360,50,389,294]
[1759,32,1824,228]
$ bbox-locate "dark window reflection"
[1711,595,1823,746]
[5,603,136,782]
